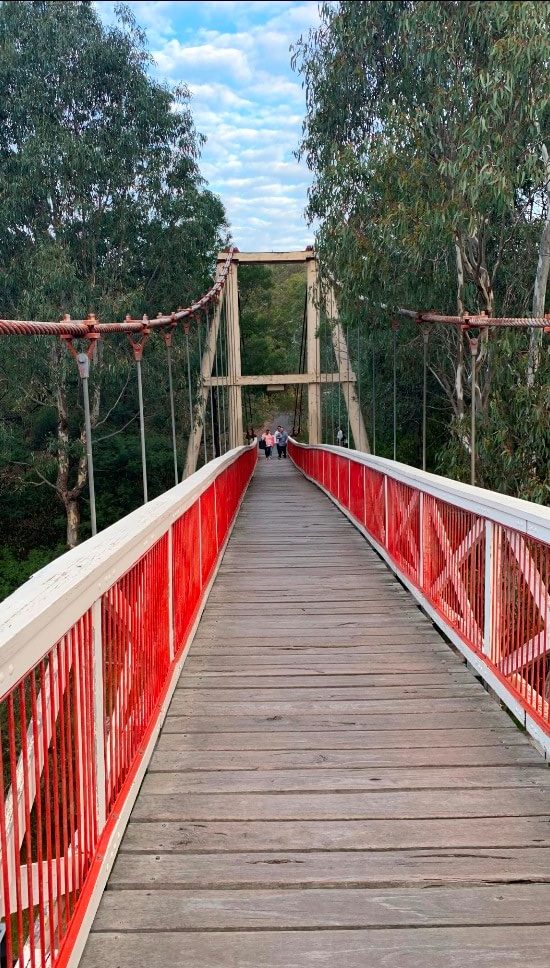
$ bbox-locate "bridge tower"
[184,248,369,477]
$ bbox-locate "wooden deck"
[81,457,550,967]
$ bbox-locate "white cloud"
[96,0,320,250]
[154,39,253,80]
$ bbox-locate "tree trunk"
[65,498,81,549]
[51,340,102,548]
[527,143,550,388]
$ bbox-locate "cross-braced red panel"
[387,478,420,584]
[423,495,485,651]
[0,614,98,968]
[364,467,386,545]
[102,535,169,812]
[491,526,550,727]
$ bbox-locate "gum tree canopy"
[0,1,226,551]
[293,1,550,500]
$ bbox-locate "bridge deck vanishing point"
[81,458,550,968]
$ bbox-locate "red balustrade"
[0,616,97,968]
[289,438,550,745]
[0,443,256,968]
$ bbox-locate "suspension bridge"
[1,250,550,967]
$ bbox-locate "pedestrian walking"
[276,425,289,459]
[336,427,344,445]
[262,429,275,459]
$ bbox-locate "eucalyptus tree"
[0,1,226,547]
[293,1,549,496]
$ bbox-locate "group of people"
[260,425,289,460]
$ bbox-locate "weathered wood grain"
[130,787,550,821]
[121,815,550,852]
[155,726,528,750]
[81,456,550,968]
[149,744,540,771]
[141,764,550,794]
[82,926,550,968]
[94,883,550,930]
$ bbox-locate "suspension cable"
[392,321,398,462]
[206,306,216,460]
[345,316,351,447]
[357,317,362,448]
[371,333,376,455]
[184,320,194,454]
[164,327,179,485]
[196,314,207,465]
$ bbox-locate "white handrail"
[289,439,550,543]
[0,442,256,699]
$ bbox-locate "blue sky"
[96,1,321,251]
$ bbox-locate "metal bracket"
[126,316,150,361]
[60,314,100,377]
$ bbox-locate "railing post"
[483,520,493,657]
[198,496,203,591]
[383,475,388,549]
[91,599,107,830]
[419,491,425,590]
[167,526,175,662]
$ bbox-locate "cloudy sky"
[97,1,321,251]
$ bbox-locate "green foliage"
[0,0,227,592]
[240,265,305,375]
[293,0,550,499]
[239,264,307,429]
[0,545,65,600]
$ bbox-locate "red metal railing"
[289,439,550,747]
[0,442,256,968]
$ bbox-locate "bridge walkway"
[81,458,550,967]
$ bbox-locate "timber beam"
[217,250,315,264]
[207,373,354,387]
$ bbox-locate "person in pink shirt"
[262,429,275,459]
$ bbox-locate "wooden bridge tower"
[184,249,369,476]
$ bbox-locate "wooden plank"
[182,657,469,672]
[175,672,475,688]
[156,727,527,751]
[130,788,550,821]
[167,697,497,717]
[149,745,541,772]
[121,815,550,852]
[172,684,481,701]
[162,710,515,732]
[141,765,550,794]
[92,883,550,931]
[108,849,550,889]
[81,926,550,968]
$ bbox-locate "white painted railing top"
[289,440,550,543]
[0,442,255,696]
